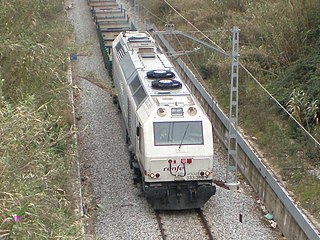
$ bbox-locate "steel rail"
[155,210,166,240]
[196,209,216,240]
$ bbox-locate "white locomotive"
[112,31,216,210]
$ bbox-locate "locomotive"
[112,31,216,210]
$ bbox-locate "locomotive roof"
[115,31,195,107]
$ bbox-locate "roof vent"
[151,79,182,90]
[147,70,175,79]
[128,36,150,42]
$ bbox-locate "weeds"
[0,97,80,239]
[0,0,73,105]
[0,0,81,239]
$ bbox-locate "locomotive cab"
[136,98,216,210]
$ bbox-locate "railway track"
[155,209,216,240]
[77,0,290,239]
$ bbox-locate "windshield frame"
[153,121,204,146]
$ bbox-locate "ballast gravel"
[68,0,283,239]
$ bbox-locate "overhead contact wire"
[172,31,203,82]
[139,4,167,24]
[240,62,320,147]
[163,0,226,54]
[162,0,320,146]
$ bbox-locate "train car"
[112,31,216,210]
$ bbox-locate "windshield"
[154,121,204,146]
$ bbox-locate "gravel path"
[68,0,284,239]
[68,0,161,239]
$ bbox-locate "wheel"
[132,161,141,185]
[125,131,130,144]
[139,175,146,193]
[112,95,118,104]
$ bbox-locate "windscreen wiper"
[178,124,189,150]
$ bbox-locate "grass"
[0,0,73,104]
[0,0,81,239]
[0,97,80,239]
